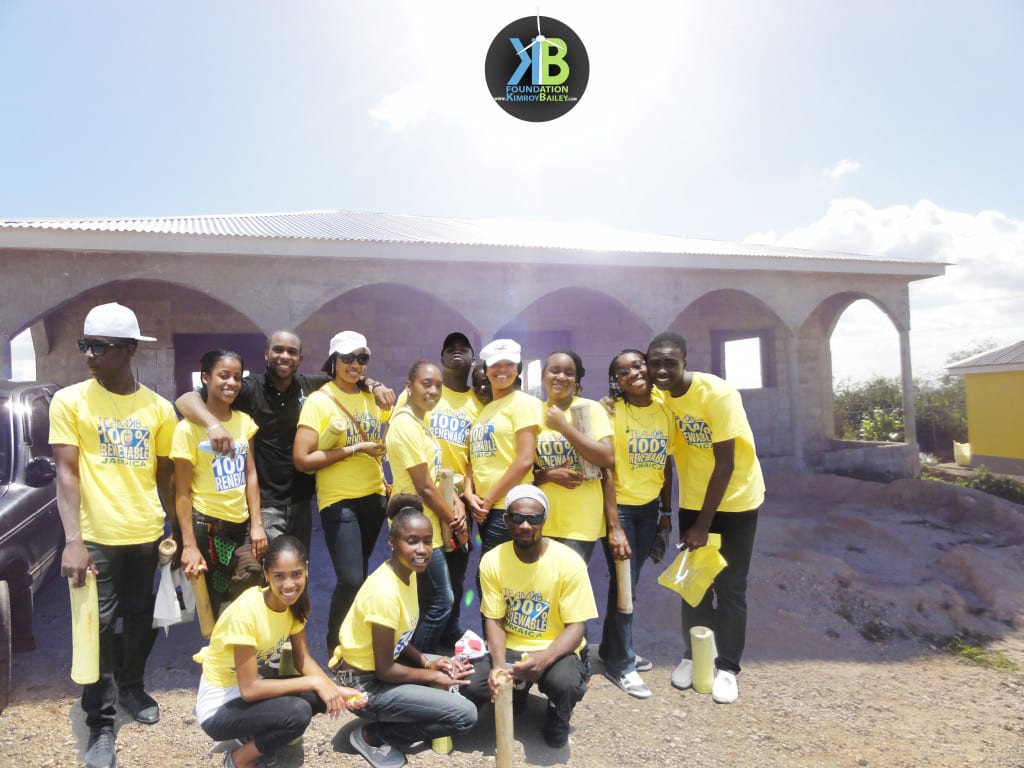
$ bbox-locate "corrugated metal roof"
[0,209,934,265]
[946,340,1024,372]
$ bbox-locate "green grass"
[945,638,1020,671]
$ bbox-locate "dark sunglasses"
[337,352,370,365]
[78,339,132,356]
[505,511,545,526]
[614,359,646,379]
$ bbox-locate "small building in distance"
[946,339,1024,475]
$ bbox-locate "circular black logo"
[485,16,589,122]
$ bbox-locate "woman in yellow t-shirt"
[533,350,615,564]
[293,331,389,657]
[196,535,366,768]
[598,349,676,699]
[173,349,263,616]
[465,339,541,556]
[385,360,467,654]
[331,496,478,766]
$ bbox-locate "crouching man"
[461,485,597,748]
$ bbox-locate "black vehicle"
[0,380,60,713]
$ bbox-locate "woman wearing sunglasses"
[294,331,390,657]
[598,350,676,700]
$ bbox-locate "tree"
[832,340,997,457]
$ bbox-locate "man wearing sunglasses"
[461,485,597,749]
[175,330,394,558]
[49,302,178,768]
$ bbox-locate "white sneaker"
[670,659,693,690]
[350,727,406,768]
[604,669,652,699]
[712,669,738,703]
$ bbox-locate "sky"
[3,1,1022,383]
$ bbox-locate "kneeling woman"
[195,536,367,768]
[330,495,478,767]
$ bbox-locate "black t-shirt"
[233,372,329,507]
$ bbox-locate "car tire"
[0,579,12,714]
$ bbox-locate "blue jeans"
[321,494,386,655]
[413,547,454,654]
[477,507,510,556]
[357,677,478,746]
[599,500,660,675]
[678,508,759,674]
[442,542,470,646]
[82,540,159,730]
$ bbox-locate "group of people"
[52,301,765,768]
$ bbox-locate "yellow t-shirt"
[394,386,480,478]
[658,373,765,512]
[196,586,304,689]
[386,406,444,549]
[469,390,541,503]
[48,379,177,545]
[170,411,258,524]
[296,382,390,508]
[612,398,677,506]
[479,539,597,653]
[332,562,419,672]
[535,397,612,541]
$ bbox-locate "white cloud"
[827,158,861,180]
[747,199,1024,382]
[368,84,436,131]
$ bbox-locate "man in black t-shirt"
[176,331,393,552]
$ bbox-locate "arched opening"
[29,280,263,399]
[495,287,653,401]
[296,283,477,390]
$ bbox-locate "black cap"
[442,331,473,353]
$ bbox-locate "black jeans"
[462,648,589,732]
[201,690,325,754]
[82,540,160,730]
[321,494,386,655]
[677,508,759,674]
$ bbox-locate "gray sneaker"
[604,669,652,699]
[634,655,653,672]
[350,726,406,768]
[85,728,116,768]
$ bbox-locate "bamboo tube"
[279,640,297,676]
[317,419,347,450]
[615,559,633,614]
[191,569,216,639]
[691,626,715,694]
[494,669,514,768]
[157,537,177,566]
[568,402,602,481]
[69,572,99,684]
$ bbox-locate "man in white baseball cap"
[50,302,177,768]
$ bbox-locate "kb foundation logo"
[485,15,589,122]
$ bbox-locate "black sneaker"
[85,728,116,768]
[119,687,160,724]
[542,702,570,748]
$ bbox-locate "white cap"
[480,338,521,366]
[82,302,156,341]
[505,485,549,517]
[329,331,371,356]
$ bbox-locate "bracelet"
[206,423,223,435]
[66,531,82,544]
[658,508,673,517]
[370,381,383,390]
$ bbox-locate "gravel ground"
[2,473,1023,768]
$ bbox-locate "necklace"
[623,400,661,431]
[99,379,140,422]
